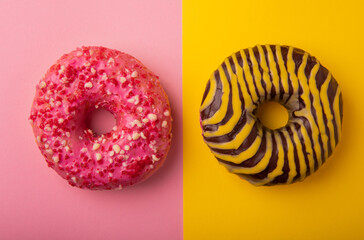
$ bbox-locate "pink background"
[0,1,182,239]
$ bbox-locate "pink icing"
[29,46,172,190]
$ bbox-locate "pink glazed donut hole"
[29,46,172,190]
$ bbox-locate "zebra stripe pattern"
[200,45,343,186]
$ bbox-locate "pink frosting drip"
[29,46,172,190]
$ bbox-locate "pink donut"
[29,46,172,190]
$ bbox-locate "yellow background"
[183,0,364,239]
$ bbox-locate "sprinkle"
[91,68,96,74]
[89,49,94,55]
[44,126,52,132]
[134,95,139,105]
[142,118,149,123]
[131,120,142,128]
[124,145,130,151]
[113,144,121,154]
[39,81,46,89]
[36,136,41,143]
[84,82,93,88]
[127,98,135,103]
[58,65,65,74]
[107,90,112,95]
[127,135,132,141]
[101,74,108,81]
[102,139,106,144]
[108,173,113,177]
[164,110,170,116]
[66,132,71,138]
[93,143,100,150]
[76,51,82,56]
[95,153,102,161]
[85,62,91,67]
[112,126,117,131]
[137,107,143,112]
[131,71,138,77]
[132,132,140,140]
[120,77,126,83]
[61,140,66,146]
[52,155,59,163]
[56,101,62,106]
[81,147,87,153]
[148,113,157,121]
[122,162,127,167]
[162,121,168,128]
[65,146,70,152]
[140,132,147,139]
[152,154,160,162]
[118,185,123,190]
[46,149,53,155]
[58,118,64,124]
[108,58,115,64]
[71,177,77,183]
[109,151,115,157]
[109,158,113,164]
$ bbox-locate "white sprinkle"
[127,135,132,141]
[42,137,47,142]
[56,101,62,106]
[71,177,77,183]
[95,153,102,161]
[142,118,149,123]
[66,132,71,138]
[131,71,138,77]
[162,121,168,128]
[120,77,126,83]
[164,110,170,116]
[91,68,96,74]
[60,77,68,83]
[44,143,49,149]
[61,140,66,146]
[127,98,135,103]
[150,165,154,169]
[44,126,52,132]
[89,49,94,55]
[118,185,123,190]
[102,139,106,144]
[79,136,83,140]
[148,113,157,121]
[39,81,46,89]
[124,145,130,151]
[58,65,65,74]
[84,62,91,67]
[140,132,147,139]
[152,154,160,162]
[120,150,125,154]
[132,132,140,140]
[134,95,139,105]
[65,146,70,152]
[84,82,93,88]
[108,173,113,177]
[52,155,59,163]
[81,147,87,153]
[122,162,127,167]
[108,58,115,64]
[137,107,143,112]
[109,158,113,164]
[109,151,115,157]
[46,149,53,155]
[113,145,121,154]
[131,120,142,128]
[76,51,82,56]
[58,118,64,124]
[107,90,112,95]
[36,136,41,143]
[101,73,108,81]
[93,143,100,150]
[112,126,117,131]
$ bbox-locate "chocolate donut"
[200,45,343,186]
